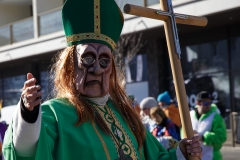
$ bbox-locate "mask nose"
[88,60,104,75]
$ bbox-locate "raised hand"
[21,73,42,111]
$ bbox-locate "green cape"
[3,98,178,160]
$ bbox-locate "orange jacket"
[162,104,181,127]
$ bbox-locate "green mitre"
[62,0,124,50]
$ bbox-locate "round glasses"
[81,57,111,68]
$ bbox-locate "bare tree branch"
[113,32,146,70]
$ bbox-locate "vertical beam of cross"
[157,0,181,58]
[160,0,195,141]
[124,1,208,159]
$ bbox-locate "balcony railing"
[0,26,10,46]
[39,7,63,36]
[0,0,161,47]
[0,17,34,47]
[0,7,63,47]
[12,18,34,43]
[147,0,159,6]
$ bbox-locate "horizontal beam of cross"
[124,4,208,27]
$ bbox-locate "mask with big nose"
[74,43,112,98]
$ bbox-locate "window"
[182,39,228,76]
[0,78,2,100]
[3,75,25,106]
[178,39,230,114]
[125,54,148,83]
[230,36,240,70]
[40,71,54,102]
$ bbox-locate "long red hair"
[51,46,145,149]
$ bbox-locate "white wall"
[0,31,66,63]
[37,0,63,14]
[126,81,149,104]
[0,105,17,125]
[0,4,31,26]
[122,0,240,34]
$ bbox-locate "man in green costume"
[3,0,202,159]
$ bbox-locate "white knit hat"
[139,97,158,110]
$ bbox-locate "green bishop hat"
[62,0,124,50]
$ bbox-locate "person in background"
[0,134,2,159]
[0,100,7,160]
[3,0,202,159]
[157,91,181,128]
[195,92,221,114]
[140,98,180,151]
[139,97,158,131]
[186,91,227,160]
[150,107,180,141]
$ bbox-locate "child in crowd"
[150,107,180,141]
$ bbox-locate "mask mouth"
[86,80,101,86]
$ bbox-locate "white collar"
[83,94,109,106]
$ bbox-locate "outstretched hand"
[179,136,202,160]
[21,73,42,111]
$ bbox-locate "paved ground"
[219,129,240,159]
[221,145,240,160]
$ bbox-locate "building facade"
[0,0,240,143]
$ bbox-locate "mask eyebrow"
[98,46,111,58]
[99,53,111,59]
[77,47,96,59]
[76,44,96,54]
[98,45,111,52]
[83,46,96,53]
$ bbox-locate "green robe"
[3,98,178,160]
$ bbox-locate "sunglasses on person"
[201,101,212,106]
[81,57,111,68]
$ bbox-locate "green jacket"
[182,106,227,160]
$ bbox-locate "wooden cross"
[124,1,208,160]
